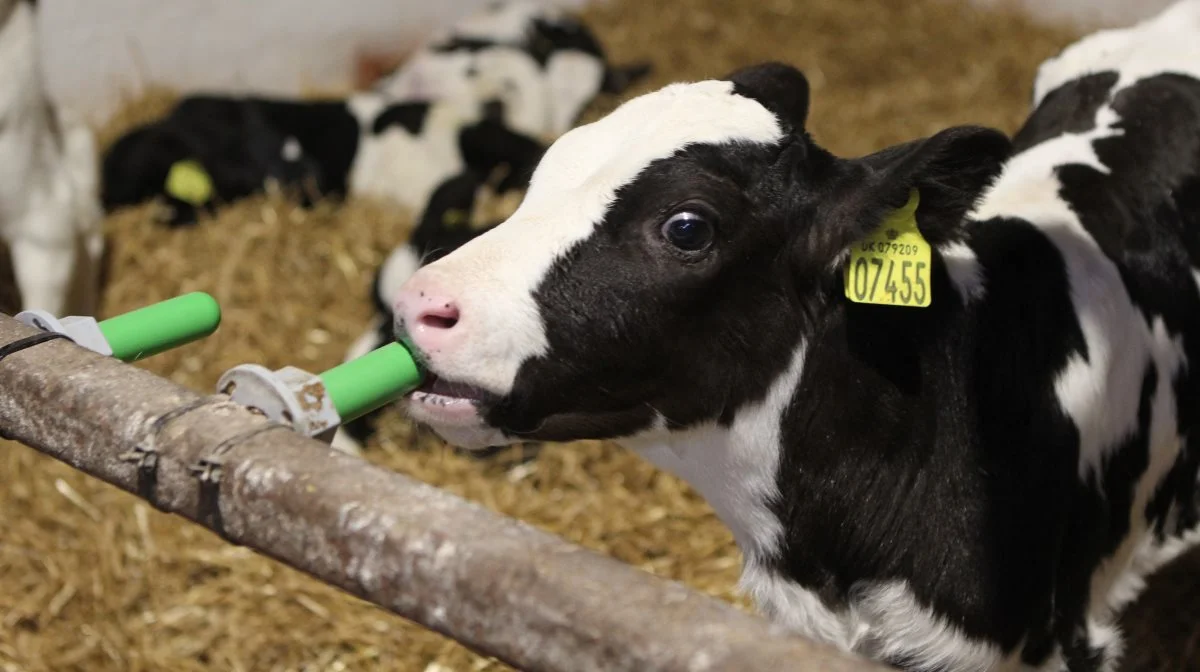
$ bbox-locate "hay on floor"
[8,1,1190,671]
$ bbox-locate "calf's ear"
[797,125,1011,269]
[725,61,811,132]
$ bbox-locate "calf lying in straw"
[375,0,650,140]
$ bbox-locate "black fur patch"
[372,102,432,136]
[101,95,360,226]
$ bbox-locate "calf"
[0,0,104,316]
[375,0,650,139]
[383,2,1200,669]
[101,94,349,225]
[101,92,542,226]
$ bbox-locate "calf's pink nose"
[395,286,461,352]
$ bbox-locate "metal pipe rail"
[0,314,884,672]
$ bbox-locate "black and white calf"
[375,0,650,140]
[332,1,650,453]
[381,2,1200,669]
[1,0,103,316]
[101,92,543,226]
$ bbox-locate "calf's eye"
[660,211,715,252]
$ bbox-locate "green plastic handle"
[98,292,222,362]
[320,342,424,422]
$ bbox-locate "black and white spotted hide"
[374,0,651,139]
[101,92,544,227]
[350,94,545,215]
[377,1,1200,669]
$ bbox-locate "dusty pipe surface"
[0,314,887,672]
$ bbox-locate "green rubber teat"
[319,342,424,423]
[98,292,222,362]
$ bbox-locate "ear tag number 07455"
[844,189,932,308]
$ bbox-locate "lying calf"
[376,0,650,140]
[0,0,104,316]
[102,92,542,227]
[101,94,343,225]
[383,2,1200,669]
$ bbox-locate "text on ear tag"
[844,189,932,308]
[165,160,214,206]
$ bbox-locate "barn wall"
[968,0,1178,29]
[36,0,1171,124]
[36,0,589,123]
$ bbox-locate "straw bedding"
[1,1,1194,670]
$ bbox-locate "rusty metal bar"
[0,313,885,672]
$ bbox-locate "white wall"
[37,0,1174,124]
[969,0,1178,30]
[37,0,587,123]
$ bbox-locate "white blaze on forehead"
[418,79,785,395]
[520,79,784,206]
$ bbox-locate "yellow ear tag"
[844,188,932,308]
[441,208,470,229]
[164,160,214,206]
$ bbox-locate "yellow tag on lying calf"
[442,208,470,229]
[844,189,932,308]
[165,160,214,206]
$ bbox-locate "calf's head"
[392,62,1011,451]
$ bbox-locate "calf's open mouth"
[411,373,491,404]
[405,372,497,426]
